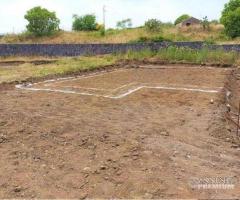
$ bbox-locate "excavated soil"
[0,65,239,199]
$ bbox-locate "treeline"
[23,0,240,39]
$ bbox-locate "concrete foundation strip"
[16,83,223,99]
[15,68,223,99]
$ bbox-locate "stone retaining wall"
[0,42,240,56]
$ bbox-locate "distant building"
[178,17,201,27]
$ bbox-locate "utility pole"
[103,5,106,34]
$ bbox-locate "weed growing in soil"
[119,47,239,65]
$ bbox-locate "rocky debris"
[0,134,7,143]
[231,144,240,149]
[197,113,202,117]
[172,151,178,157]
[226,137,231,142]
[100,165,107,170]
[83,167,91,173]
[13,186,23,193]
[144,192,153,199]
[79,192,88,199]
[160,131,170,137]
[185,154,191,159]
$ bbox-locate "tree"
[222,8,240,38]
[221,0,240,38]
[202,16,210,30]
[221,0,240,17]
[174,14,191,25]
[144,19,162,32]
[72,14,97,31]
[116,19,132,29]
[24,6,60,36]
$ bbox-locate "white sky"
[0,0,229,33]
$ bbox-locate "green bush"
[174,14,190,25]
[151,36,172,42]
[221,0,240,38]
[72,14,97,31]
[24,6,60,36]
[116,19,132,29]
[144,19,162,32]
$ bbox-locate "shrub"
[72,14,97,31]
[144,19,162,32]
[24,6,60,36]
[221,0,240,38]
[130,36,172,43]
[210,19,220,24]
[202,16,210,31]
[117,47,238,65]
[116,19,132,29]
[174,14,190,25]
[156,46,237,65]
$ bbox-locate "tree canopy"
[144,19,162,32]
[221,0,240,38]
[24,6,60,36]
[72,14,97,31]
[116,19,132,29]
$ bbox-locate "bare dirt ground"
[0,65,239,199]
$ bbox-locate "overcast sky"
[0,0,229,33]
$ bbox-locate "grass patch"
[118,47,239,65]
[1,24,236,44]
[156,47,238,65]
[0,47,239,84]
[0,55,116,83]
[129,36,172,43]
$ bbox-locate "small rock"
[93,170,100,174]
[132,152,139,156]
[116,170,122,176]
[160,131,170,137]
[173,151,178,157]
[231,144,240,149]
[13,187,22,193]
[0,135,7,143]
[226,138,231,142]
[100,165,107,170]
[210,99,214,104]
[83,167,91,172]
[132,156,138,160]
[226,126,232,132]
[79,192,88,200]
[144,193,153,199]
[186,154,191,159]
